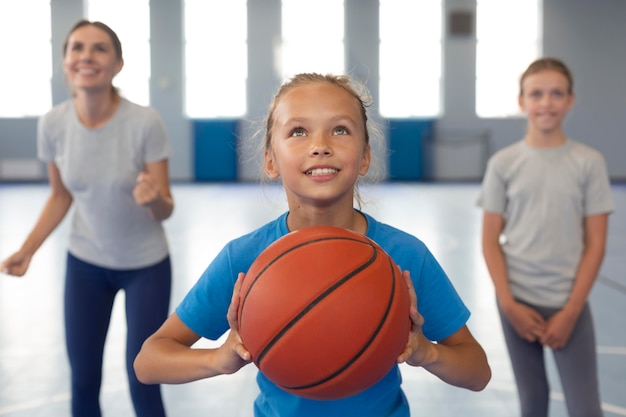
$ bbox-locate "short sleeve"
[37,114,55,163]
[476,156,507,214]
[143,109,171,163]
[584,152,615,216]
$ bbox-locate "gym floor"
[0,182,624,416]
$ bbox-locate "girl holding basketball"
[135,73,491,416]
[0,20,173,417]
[477,57,614,417]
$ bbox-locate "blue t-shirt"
[176,211,470,417]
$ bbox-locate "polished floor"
[0,182,624,416]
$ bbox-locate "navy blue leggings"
[64,252,171,417]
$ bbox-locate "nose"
[539,93,554,107]
[79,47,94,61]
[310,132,332,156]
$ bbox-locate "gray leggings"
[498,301,603,417]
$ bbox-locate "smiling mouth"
[306,168,339,176]
[77,68,98,75]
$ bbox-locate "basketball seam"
[239,236,374,324]
[239,234,400,395]
[284,255,398,392]
[252,237,378,366]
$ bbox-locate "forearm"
[134,338,224,384]
[146,193,174,221]
[565,214,608,315]
[482,241,514,307]
[419,338,491,391]
[481,212,515,308]
[21,192,73,255]
[564,245,605,315]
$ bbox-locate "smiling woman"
[0,19,175,417]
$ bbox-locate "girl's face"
[264,82,371,209]
[519,69,574,135]
[63,25,123,94]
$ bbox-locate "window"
[86,0,151,106]
[184,0,247,118]
[379,0,442,118]
[0,1,52,117]
[476,0,542,117]
[280,0,344,81]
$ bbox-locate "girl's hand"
[540,309,577,350]
[219,272,252,374]
[133,172,161,207]
[0,250,33,277]
[502,301,546,343]
[397,269,437,366]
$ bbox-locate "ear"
[264,149,280,180]
[114,58,124,77]
[359,145,372,176]
[566,93,576,110]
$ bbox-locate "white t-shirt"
[477,139,614,307]
[38,98,171,269]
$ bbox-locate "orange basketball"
[237,226,410,400]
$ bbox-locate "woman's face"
[63,25,123,94]
[264,82,371,209]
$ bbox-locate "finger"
[136,172,156,191]
[526,333,538,343]
[235,341,251,361]
[397,346,412,364]
[401,268,417,308]
[411,309,425,328]
[233,272,245,301]
[227,273,246,329]
[136,172,148,183]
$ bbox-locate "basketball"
[237,225,410,400]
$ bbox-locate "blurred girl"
[478,57,614,417]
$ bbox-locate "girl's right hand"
[219,272,252,374]
[0,250,32,277]
[503,301,546,342]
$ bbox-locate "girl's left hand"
[220,272,252,373]
[133,172,161,206]
[397,269,437,366]
[540,308,577,350]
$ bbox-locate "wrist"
[496,294,516,311]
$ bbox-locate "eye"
[551,90,566,98]
[333,126,348,135]
[529,90,542,99]
[290,127,306,137]
[71,43,83,52]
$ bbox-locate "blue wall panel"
[193,119,239,181]
[387,119,434,181]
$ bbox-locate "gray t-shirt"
[477,139,614,307]
[38,98,171,269]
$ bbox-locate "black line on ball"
[252,237,379,365]
[283,254,398,393]
[239,234,399,394]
